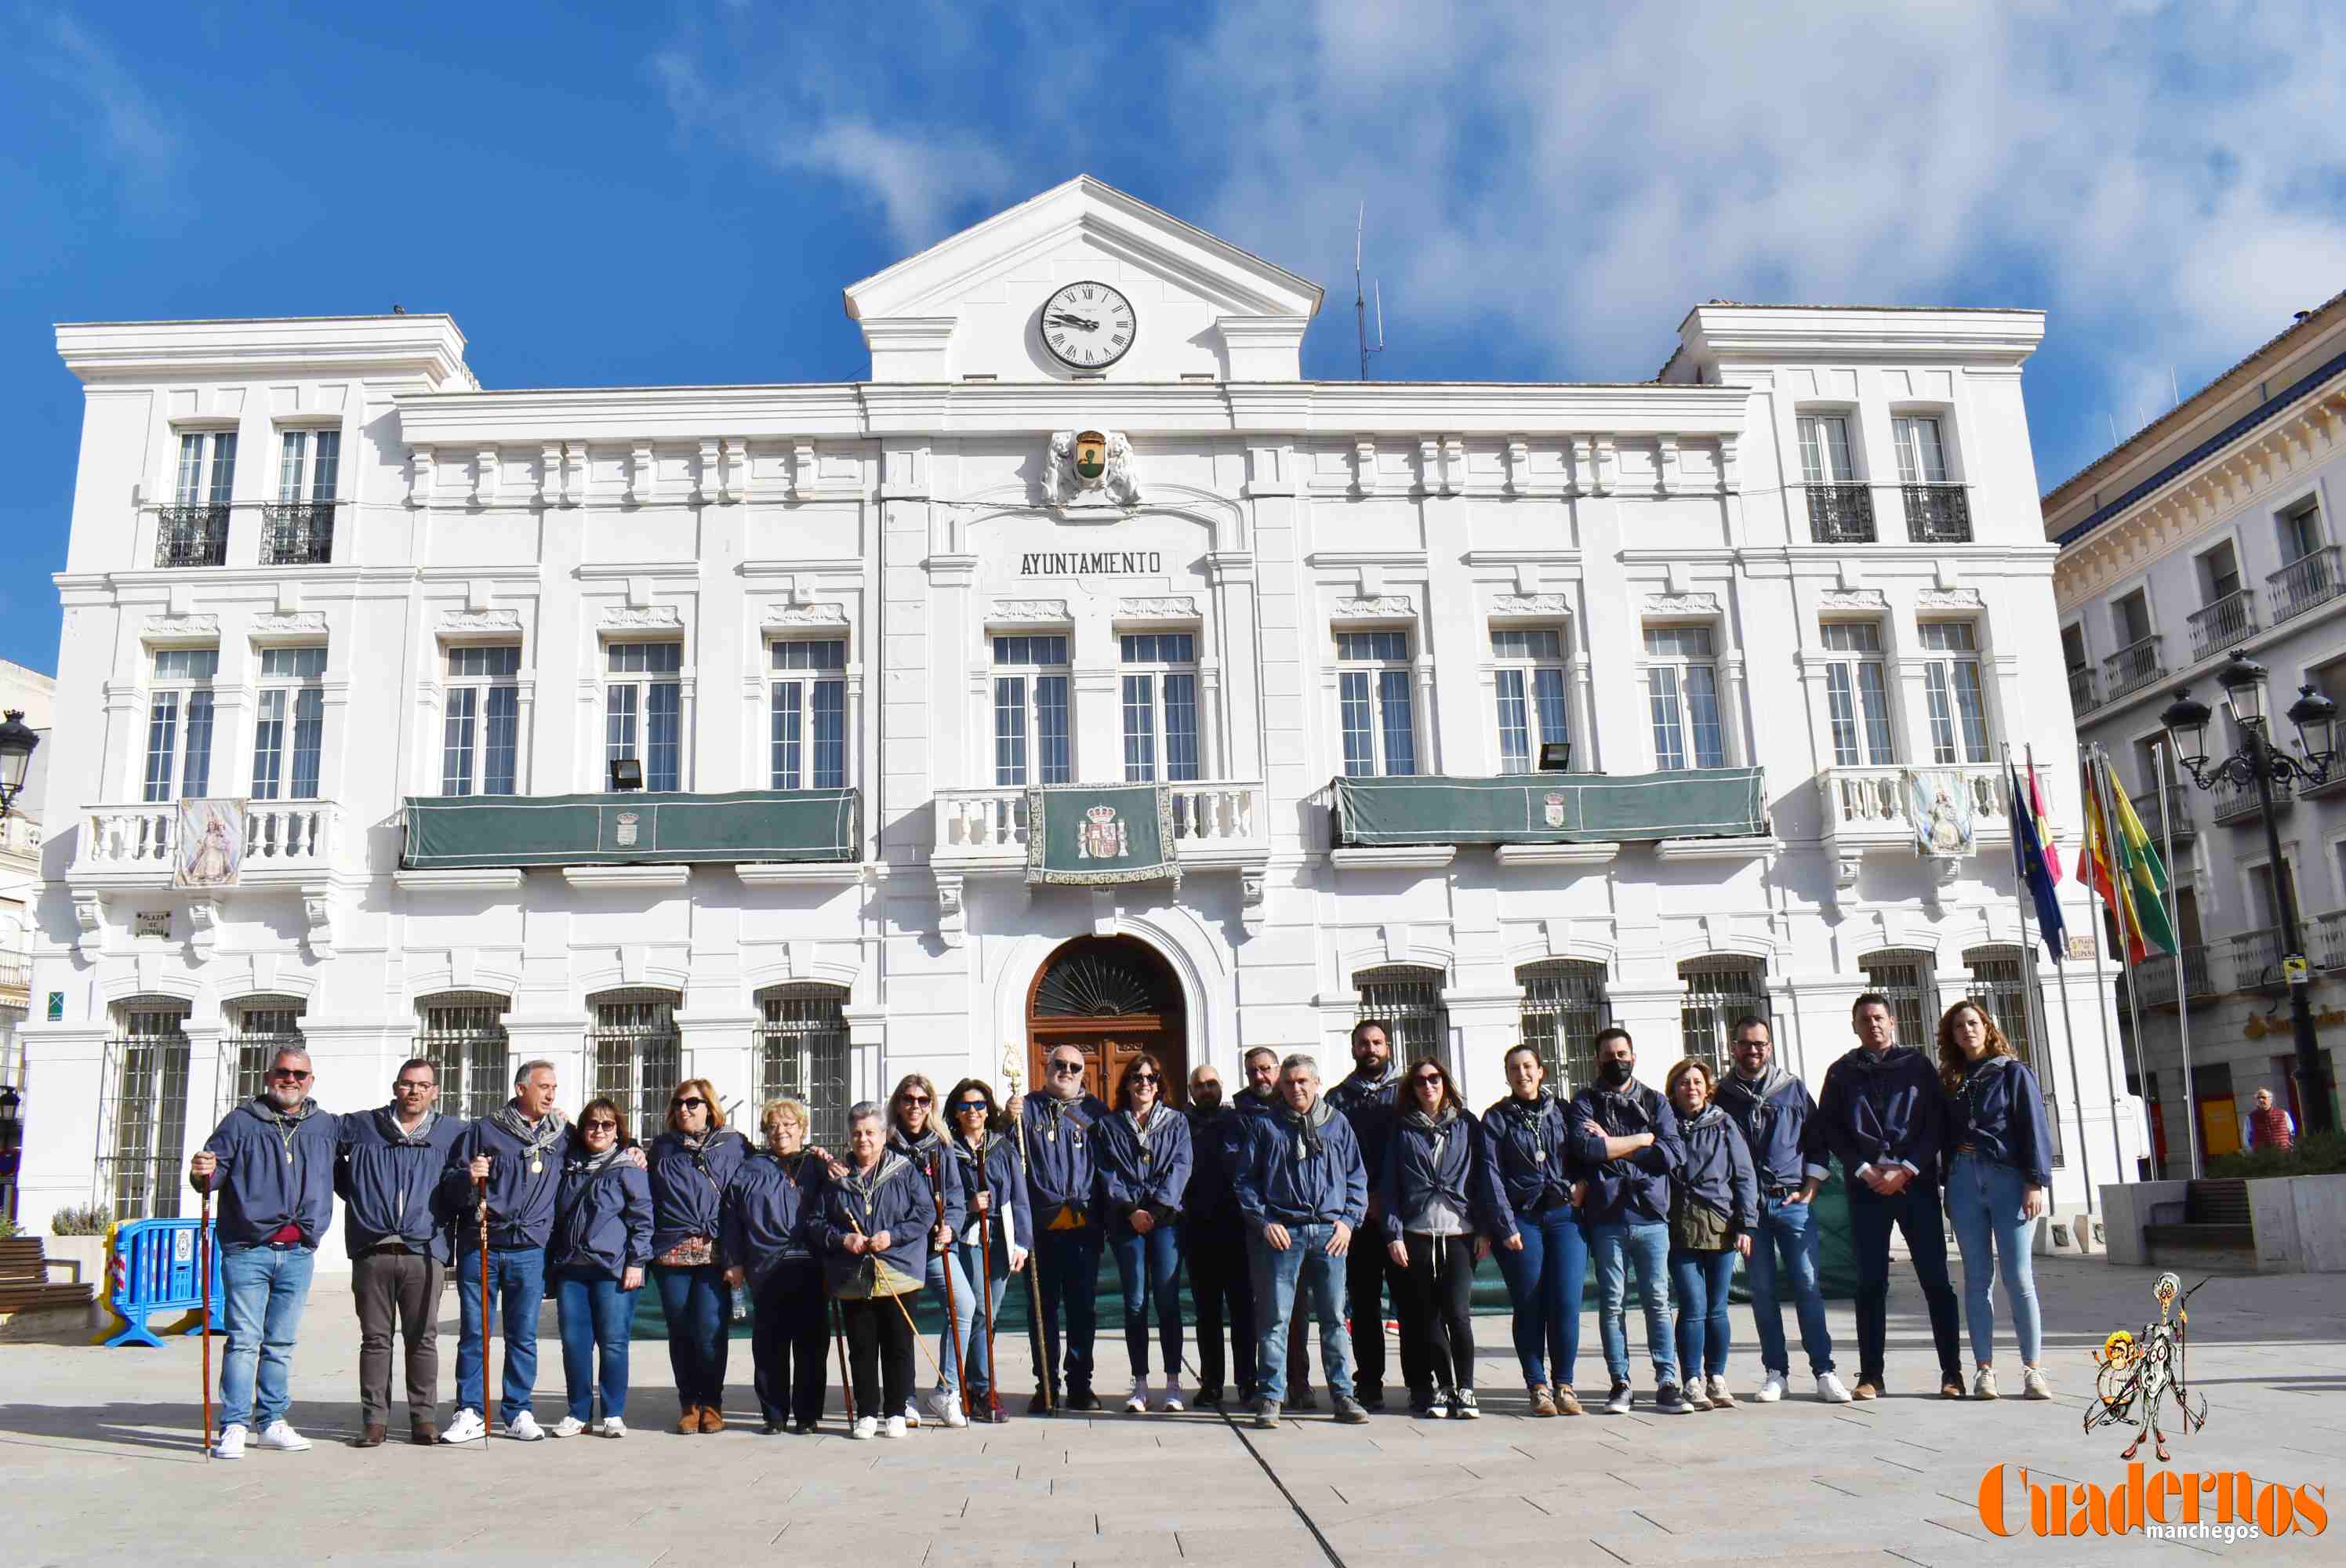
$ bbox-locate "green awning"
[401,789,859,869]
[1331,769,1767,848]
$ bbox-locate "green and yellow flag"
[2076,755,2177,963]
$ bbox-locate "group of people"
[181,986,2056,1457]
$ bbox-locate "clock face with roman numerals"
[1040,281,1136,369]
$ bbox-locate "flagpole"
[2154,740,2202,1180]
[2089,745,2154,1181]
[2002,743,2061,1149]
[2028,742,2096,1211]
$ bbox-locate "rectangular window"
[2200,541,2242,603]
[993,635,1070,786]
[175,432,238,505]
[1642,626,1724,770]
[276,430,340,501]
[1796,414,1857,483]
[1890,416,1948,484]
[250,645,326,801]
[769,639,847,789]
[1335,630,1417,777]
[1917,622,1990,764]
[1491,626,1570,774]
[2113,590,2152,648]
[1821,622,1894,766]
[606,641,682,791]
[1117,632,1199,782]
[2280,496,2323,564]
[143,647,219,801]
[441,644,521,796]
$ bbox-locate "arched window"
[1680,957,1767,1077]
[1858,949,1939,1050]
[588,988,683,1141]
[416,992,511,1122]
[1963,945,2064,1167]
[1517,960,1608,1094]
[757,985,850,1149]
[99,997,191,1220]
[1355,964,1449,1066]
[221,995,307,1114]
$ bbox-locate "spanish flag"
[2076,754,2177,964]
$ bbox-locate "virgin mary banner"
[1907,768,1977,857]
[1025,782,1178,887]
[176,799,245,888]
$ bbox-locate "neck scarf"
[254,1095,316,1165]
[1276,1094,1333,1160]
[841,1150,910,1217]
[1720,1062,1791,1112]
[490,1100,569,1160]
[378,1103,439,1145]
[573,1142,626,1178]
[1676,1102,1726,1137]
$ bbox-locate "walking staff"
[477,1174,494,1440]
[200,1189,214,1460]
[831,1298,856,1426]
[929,1152,971,1418]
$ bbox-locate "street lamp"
[0,710,38,822]
[2160,652,2338,1134]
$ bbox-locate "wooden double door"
[1025,935,1188,1108]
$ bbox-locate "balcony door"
[1026,936,1187,1106]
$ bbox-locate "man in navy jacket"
[187,1044,341,1461]
[1182,1064,1257,1409]
[1016,1044,1111,1411]
[336,1057,466,1446]
[1815,993,1963,1399]
[1325,1021,1407,1408]
[1569,1028,1689,1415]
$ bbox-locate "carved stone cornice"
[761,602,849,626]
[1331,595,1415,619]
[1491,593,1574,617]
[987,598,1071,622]
[1817,588,1888,612]
[439,608,524,635]
[1117,595,1199,619]
[598,604,683,631]
[1643,592,1720,616]
[1915,587,1984,610]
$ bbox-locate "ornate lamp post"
[0,710,37,822]
[2160,652,2339,1134]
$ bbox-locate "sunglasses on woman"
[673,1096,707,1110]
[1413,1073,1445,1087]
[902,1093,932,1106]
[583,1120,618,1132]
[1129,1072,1159,1084]
[953,1100,990,1114]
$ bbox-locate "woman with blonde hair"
[722,1098,835,1433]
[1664,1058,1757,1411]
[1937,998,2053,1400]
[887,1073,970,1427]
[648,1076,749,1433]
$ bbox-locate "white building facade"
[20,178,2134,1256]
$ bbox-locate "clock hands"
[1045,310,1101,332]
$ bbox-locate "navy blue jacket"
[1018,1091,1109,1221]
[1326,1062,1404,1196]
[1672,1106,1760,1239]
[945,1131,1033,1254]
[1817,1045,1947,1186]
[1568,1083,1684,1228]
[648,1127,752,1260]
[1950,1054,2054,1190]
[336,1105,467,1260]
[723,1149,828,1286]
[199,1100,341,1249]
[886,1126,968,1243]
[1231,1098,1369,1232]
[1379,1106,1505,1242]
[1182,1105,1248,1225]
[815,1153,932,1297]
[1713,1068,1830,1194]
[441,1112,567,1253]
[1230,1085,1280,1119]
[547,1155,654,1279]
[1479,1091,1582,1232]
[1096,1103,1193,1229]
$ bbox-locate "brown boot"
[674,1405,703,1435]
[699,1403,725,1434]
[354,1423,387,1448]
[409,1420,438,1446]
[1554,1385,1585,1417]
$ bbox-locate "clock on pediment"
[1040,281,1135,369]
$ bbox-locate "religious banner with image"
[1907,768,1976,856]
[1024,782,1178,887]
[176,798,245,888]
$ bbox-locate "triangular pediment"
[842,176,1323,383]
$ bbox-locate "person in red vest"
[2242,1087,2296,1151]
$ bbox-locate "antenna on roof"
[2170,366,2180,408]
[1355,203,1385,381]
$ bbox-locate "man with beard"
[1714,1016,1849,1405]
[187,1046,341,1460]
[439,1058,569,1443]
[1570,1029,1688,1416]
[1326,1020,1408,1410]
[1019,1044,1110,1412]
[1182,1065,1256,1410]
[335,1057,467,1446]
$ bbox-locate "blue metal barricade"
[104,1217,224,1348]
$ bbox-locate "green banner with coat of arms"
[1025,782,1179,887]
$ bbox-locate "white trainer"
[881,1415,908,1439]
[1705,1375,1737,1409]
[547,1415,586,1438]
[1816,1372,1854,1404]
[1159,1376,1186,1414]
[1973,1367,2000,1401]
[599,1416,628,1438]
[2021,1367,2053,1401]
[503,1410,546,1442]
[255,1420,311,1452]
[1125,1375,1152,1414]
[925,1389,968,1428]
[211,1423,248,1461]
[438,1408,487,1444]
[851,1415,877,1441]
[1755,1372,1786,1403]
[901,1399,921,1429]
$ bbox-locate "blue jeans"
[1109,1221,1184,1379]
[1746,1193,1836,1377]
[1035,1225,1102,1396]
[1247,1223,1356,1403]
[652,1262,731,1408]
[1945,1152,2044,1367]
[1588,1220,1677,1385]
[216,1243,316,1429]
[554,1270,637,1421]
[456,1246,545,1417]
[1492,1205,1587,1391]
[1669,1247,1737,1381]
[924,1246,979,1397]
[948,1239,1012,1399]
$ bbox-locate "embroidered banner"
[1331,768,1767,847]
[1024,782,1178,887]
[176,799,245,888]
[401,789,859,868]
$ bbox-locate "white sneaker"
[547,1415,586,1438]
[255,1420,311,1452]
[851,1415,877,1441]
[925,1389,968,1428]
[1159,1376,1186,1414]
[2021,1367,2053,1401]
[438,1408,487,1444]
[901,1399,921,1429]
[599,1416,628,1438]
[1125,1375,1152,1414]
[881,1414,907,1439]
[1756,1373,1786,1403]
[211,1423,248,1460]
[1973,1367,2000,1401]
[1816,1372,1854,1404]
[1705,1375,1736,1409]
[503,1410,546,1442]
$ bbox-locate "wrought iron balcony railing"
[154,504,230,568]
[1901,483,1972,543]
[2211,771,2293,823]
[261,501,336,565]
[2268,546,2344,625]
[2186,588,2258,662]
[2102,635,2165,700]
[2067,665,2101,715]
[2129,785,2196,847]
[1803,483,1876,544]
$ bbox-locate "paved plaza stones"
[1,1256,2338,1566]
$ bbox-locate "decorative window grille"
[220,1000,306,1116]
[1963,946,2064,1167]
[1491,626,1570,775]
[415,993,511,1122]
[1335,630,1418,778]
[589,989,683,1141]
[993,635,1070,787]
[770,638,848,790]
[605,641,683,792]
[442,644,522,797]
[1119,633,1200,783]
[96,1005,192,1220]
[1355,965,1448,1066]
[758,985,851,1151]
[1858,949,1939,1050]
[1517,960,1608,1094]
[1679,958,1768,1078]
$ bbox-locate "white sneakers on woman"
[1125,1376,1151,1414]
[1159,1376,1186,1413]
[600,1416,627,1438]
[548,1415,586,1438]
[925,1389,968,1428]
[2021,1367,2053,1400]
[1815,1372,1854,1403]
[881,1415,908,1439]
[1973,1367,2000,1400]
[851,1416,878,1440]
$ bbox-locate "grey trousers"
[352,1249,443,1425]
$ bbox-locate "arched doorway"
[1026,935,1188,1106]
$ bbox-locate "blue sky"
[5,1,2344,677]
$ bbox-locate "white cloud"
[29,12,177,183]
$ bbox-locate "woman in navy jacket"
[645,1077,749,1435]
[1664,1060,1758,1411]
[1095,1051,1193,1414]
[888,1073,972,1428]
[819,1102,938,1440]
[721,1097,836,1434]
[1381,1057,1500,1419]
[1937,999,2054,1401]
[942,1078,1033,1422]
[1480,1045,1591,1416]
[546,1098,654,1438]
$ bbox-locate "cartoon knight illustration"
[2084,1271,2209,1461]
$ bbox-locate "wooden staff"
[199,1192,214,1457]
[843,1210,949,1385]
[477,1173,495,1439]
[977,1136,1002,1421]
[830,1296,856,1426]
[1015,1105,1058,1413]
[929,1154,969,1417]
